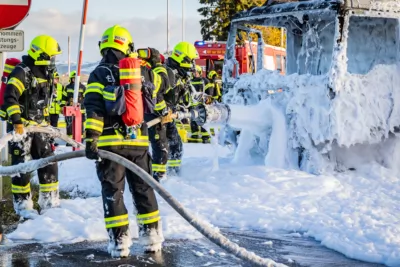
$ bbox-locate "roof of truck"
[232,0,400,21]
[232,0,340,21]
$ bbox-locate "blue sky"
[11,0,204,64]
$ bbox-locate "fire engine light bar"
[195,41,205,46]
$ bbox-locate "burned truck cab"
[222,0,400,172]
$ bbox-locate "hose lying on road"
[0,126,286,267]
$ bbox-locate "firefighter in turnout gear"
[189,65,212,143]
[164,41,199,175]
[1,35,62,219]
[84,25,163,258]
[138,48,171,181]
[48,71,65,128]
[64,70,86,138]
[207,70,222,102]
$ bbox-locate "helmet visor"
[181,56,195,69]
[34,55,56,69]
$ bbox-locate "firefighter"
[2,35,62,219]
[84,25,163,257]
[140,48,172,181]
[164,41,199,175]
[207,70,222,102]
[189,65,212,143]
[64,70,86,139]
[48,71,65,129]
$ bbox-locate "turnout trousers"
[146,114,168,180]
[8,126,59,213]
[49,114,59,128]
[189,120,211,143]
[165,121,183,175]
[96,147,161,246]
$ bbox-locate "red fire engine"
[194,40,286,78]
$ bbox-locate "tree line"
[197,0,285,47]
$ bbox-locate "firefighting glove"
[13,124,24,135]
[161,109,174,124]
[205,96,213,105]
[85,137,99,160]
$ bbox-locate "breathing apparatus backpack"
[0,58,22,120]
[100,58,155,127]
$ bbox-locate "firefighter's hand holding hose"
[14,123,25,135]
[205,95,213,104]
[85,137,99,160]
[161,109,174,124]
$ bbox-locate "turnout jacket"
[84,58,154,150]
[49,83,66,115]
[151,63,170,116]
[64,82,86,108]
[190,77,213,94]
[1,55,52,125]
[164,58,190,110]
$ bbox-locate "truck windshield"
[209,60,224,77]
[346,15,399,75]
[232,9,337,76]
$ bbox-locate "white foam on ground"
[6,143,400,266]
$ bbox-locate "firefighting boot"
[107,229,132,258]
[167,167,181,177]
[188,134,202,143]
[153,172,167,182]
[138,220,164,253]
[202,136,211,144]
[13,194,38,220]
[38,190,60,214]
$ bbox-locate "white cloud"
[10,9,203,62]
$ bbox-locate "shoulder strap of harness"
[153,66,168,75]
[16,63,33,91]
[98,63,117,85]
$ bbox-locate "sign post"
[0,30,24,52]
[0,0,31,200]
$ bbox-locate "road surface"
[0,230,385,267]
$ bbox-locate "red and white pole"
[73,0,88,106]
[64,0,88,149]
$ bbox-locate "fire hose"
[0,125,285,267]
[147,102,231,128]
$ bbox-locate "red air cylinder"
[0,58,21,106]
[119,57,143,126]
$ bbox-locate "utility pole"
[167,0,170,54]
[182,0,185,41]
[67,36,71,75]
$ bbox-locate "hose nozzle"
[176,103,231,126]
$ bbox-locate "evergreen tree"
[198,0,286,47]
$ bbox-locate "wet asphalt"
[0,230,385,267]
